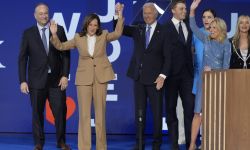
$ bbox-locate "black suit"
[18,25,70,146]
[116,19,167,150]
[164,19,194,150]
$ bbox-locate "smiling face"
[209,21,220,40]
[172,2,187,21]
[202,11,215,31]
[238,17,250,34]
[143,5,157,25]
[34,4,49,27]
[87,19,98,36]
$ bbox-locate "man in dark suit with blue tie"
[18,3,70,150]
[163,0,195,149]
[115,2,168,150]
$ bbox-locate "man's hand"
[58,76,68,91]
[20,82,29,94]
[154,76,165,90]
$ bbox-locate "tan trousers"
[77,79,107,150]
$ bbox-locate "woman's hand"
[190,0,201,17]
[50,20,58,35]
[115,2,124,18]
[204,66,211,72]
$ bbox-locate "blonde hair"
[232,15,250,49]
[208,17,227,43]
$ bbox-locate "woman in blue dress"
[192,8,216,96]
[191,7,216,149]
[189,0,231,149]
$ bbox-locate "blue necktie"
[41,28,49,55]
[179,22,186,43]
[145,25,151,48]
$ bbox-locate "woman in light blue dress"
[189,0,231,149]
[191,8,216,149]
[192,8,216,110]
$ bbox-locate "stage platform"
[0,133,189,150]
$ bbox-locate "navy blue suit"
[164,19,194,150]
[18,25,70,146]
[115,19,168,150]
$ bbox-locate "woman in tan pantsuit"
[49,3,124,150]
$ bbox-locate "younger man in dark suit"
[164,0,195,149]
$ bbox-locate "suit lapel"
[93,35,101,57]
[170,21,179,37]
[48,30,52,56]
[81,36,92,57]
[247,47,250,57]
[170,21,186,45]
[139,26,146,50]
[146,23,161,51]
[33,26,48,56]
[185,21,192,45]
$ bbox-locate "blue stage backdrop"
[0,0,249,134]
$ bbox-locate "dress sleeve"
[190,16,207,43]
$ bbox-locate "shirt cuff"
[159,74,166,79]
[114,15,119,20]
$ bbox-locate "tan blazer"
[51,17,124,85]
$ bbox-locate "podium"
[202,69,250,150]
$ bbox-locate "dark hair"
[202,8,216,18]
[171,0,186,9]
[79,13,102,37]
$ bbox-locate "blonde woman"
[230,15,250,69]
[189,0,231,149]
[49,3,124,150]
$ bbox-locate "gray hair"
[34,2,49,13]
[143,2,159,17]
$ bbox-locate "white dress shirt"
[87,34,96,56]
[171,17,188,41]
[146,21,157,43]
[37,23,51,73]
[37,23,49,48]
[147,21,166,79]
[114,16,166,79]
